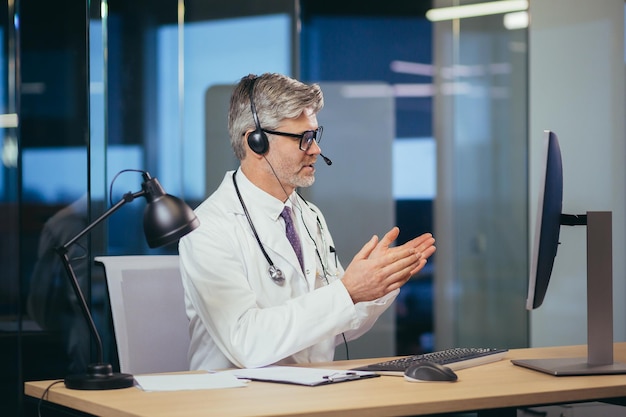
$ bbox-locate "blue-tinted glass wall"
[3,2,90,416]
[299,1,435,355]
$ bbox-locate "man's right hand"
[341,227,436,304]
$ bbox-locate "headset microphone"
[320,154,332,166]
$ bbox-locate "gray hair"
[228,73,324,160]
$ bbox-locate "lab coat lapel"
[260,217,304,278]
[299,205,320,290]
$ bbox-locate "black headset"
[247,77,270,155]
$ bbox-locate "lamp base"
[64,363,134,390]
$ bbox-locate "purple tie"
[280,206,304,271]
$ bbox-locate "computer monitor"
[525,130,564,309]
[512,130,626,375]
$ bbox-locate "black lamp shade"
[143,194,200,248]
[141,176,200,248]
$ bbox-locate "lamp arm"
[56,189,146,364]
[61,190,146,250]
[57,250,106,363]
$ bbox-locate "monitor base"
[512,357,626,376]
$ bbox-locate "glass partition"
[433,0,529,350]
[299,1,435,357]
[13,1,91,415]
[0,0,19,414]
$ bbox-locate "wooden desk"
[25,344,626,417]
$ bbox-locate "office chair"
[97,255,190,375]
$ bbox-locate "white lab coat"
[179,170,398,370]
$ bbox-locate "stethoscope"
[232,169,334,286]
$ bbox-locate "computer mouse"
[403,361,458,382]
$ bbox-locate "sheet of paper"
[223,366,378,386]
[135,372,247,392]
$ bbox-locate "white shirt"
[179,170,398,370]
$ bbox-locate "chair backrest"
[96,255,190,375]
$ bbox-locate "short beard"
[265,156,315,190]
[294,174,315,189]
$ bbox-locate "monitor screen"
[526,130,563,310]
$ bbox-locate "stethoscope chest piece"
[269,265,285,286]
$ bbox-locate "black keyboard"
[352,347,508,376]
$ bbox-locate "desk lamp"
[57,170,200,390]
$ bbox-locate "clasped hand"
[341,227,436,304]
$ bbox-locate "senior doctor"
[179,73,436,371]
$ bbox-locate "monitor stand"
[512,211,626,376]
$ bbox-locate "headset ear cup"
[247,76,269,155]
[247,129,268,154]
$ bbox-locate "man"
[179,73,436,370]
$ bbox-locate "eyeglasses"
[262,126,323,151]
